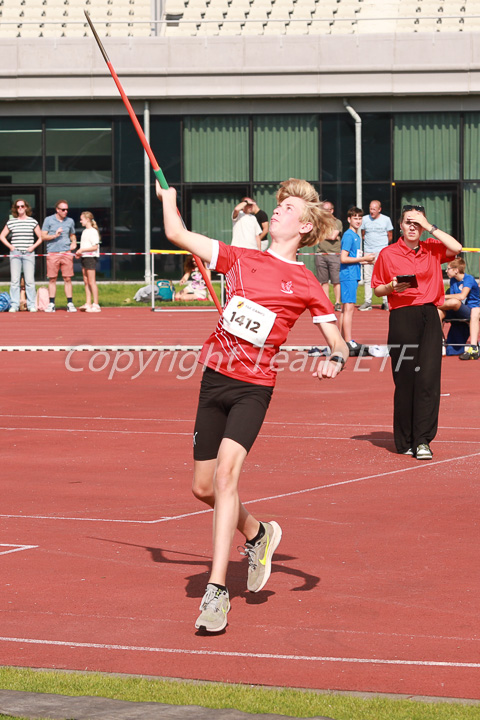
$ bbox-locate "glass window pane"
[151,117,181,184]
[363,115,391,182]
[46,118,112,184]
[114,118,144,184]
[463,113,480,180]
[114,186,145,279]
[46,186,112,278]
[320,184,356,228]
[0,118,42,184]
[322,116,355,183]
[254,115,319,183]
[362,183,393,224]
[184,117,249,183]
[394,113,460,181]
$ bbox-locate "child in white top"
[75,211,101,312]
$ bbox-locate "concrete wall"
[1,32,480,113]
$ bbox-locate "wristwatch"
[429,224,438,233]
[329,355,346,366]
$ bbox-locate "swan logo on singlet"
[281,281,293,294]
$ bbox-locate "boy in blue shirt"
[339,207,375,355]
[438,257,480,360]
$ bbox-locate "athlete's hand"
[155,181,177,205]
[312,357,344,380]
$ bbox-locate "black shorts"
[81,257,97,270]
[193,367,273,461]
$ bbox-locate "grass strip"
[0,667,479,720]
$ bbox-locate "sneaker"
[381,303,389,311]
[195,584,230,633]
[416,443,433,460]
[334,303,342,312]
[67,302,77,313]
[27,307,37,313]
[459,345,479,361]
[85,303,101,313]
[78,304,91,311]
[347,340,360,357]
[241,521,282,593]
[401,448,414,456]
[307,346,329,357]
[8,306,18,313]
[44,302,56,313]
[358,302,372,311]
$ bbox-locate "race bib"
[222,295,276,348]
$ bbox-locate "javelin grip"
[153,168,169,190]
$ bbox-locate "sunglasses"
[58,207,68,212]
[16,204,25,208]
[402,204,425,213]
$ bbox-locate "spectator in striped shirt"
[0,199,43,312]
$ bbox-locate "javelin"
[84,11,222,314]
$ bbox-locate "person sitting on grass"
[175,255,212,302]
[156,177,348,634]
[438,257,480,360]
[339,207,375,356]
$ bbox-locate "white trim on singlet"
[267,248,304,265]
[313,313,337,323]
[207,239,220,270]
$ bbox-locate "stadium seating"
[0,0,474,38]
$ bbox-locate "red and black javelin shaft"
[84,11,222,314]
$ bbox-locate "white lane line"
[0,544,38,556]
[1,451,480,525]
[0,636,478,668]
[2,426,480,446]
[0,414,478,433]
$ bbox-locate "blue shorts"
[341,280,358,304]
[445,304,472,321]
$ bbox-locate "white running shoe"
[241,521,282,593]
[44,302,56,313]
[195,584,230,632]
[67,302,77,312]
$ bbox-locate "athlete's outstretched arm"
[156,182,213,264]
[314,321,349,379]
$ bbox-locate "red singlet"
[199,242,336,386]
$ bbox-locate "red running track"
[0,308,479,699]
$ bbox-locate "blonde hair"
[276,179,336,247]
[81,211,101,241]
[448,257,465,272]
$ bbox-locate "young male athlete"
[156,178,349,632]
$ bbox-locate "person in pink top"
[157,178,348,633]
[372,205,461,461]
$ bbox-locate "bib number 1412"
[227,310,261,335]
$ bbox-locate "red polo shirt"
[371,236,453,309]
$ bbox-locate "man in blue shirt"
[438,257,480,360]
[359,200,393,311]
[42,200,77,312]
[339,207,375,355]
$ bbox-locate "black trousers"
[387,304,443,453]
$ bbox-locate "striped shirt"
[6,217,39,252]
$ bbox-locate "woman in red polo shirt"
[371,206,461,461]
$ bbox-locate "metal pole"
[144,100,151,283]
[343,98,362,210]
